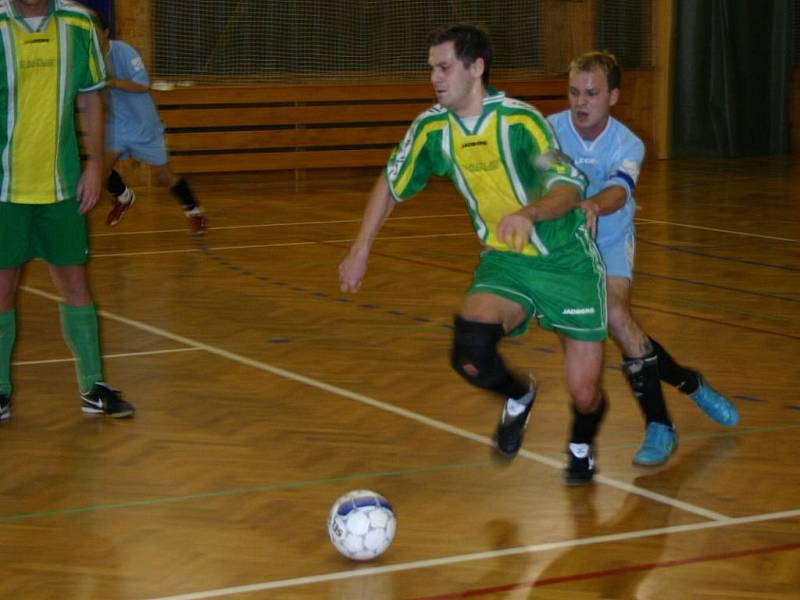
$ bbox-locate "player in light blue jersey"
[549,51,738,466]
[96,13,207,233]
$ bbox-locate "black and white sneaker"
[80,383,135,418]
[565,443,595,486]
[0,394,10,421]
[494,383,536,458]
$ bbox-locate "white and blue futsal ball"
[327,490,396,560]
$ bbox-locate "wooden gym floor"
[0,156,798,599]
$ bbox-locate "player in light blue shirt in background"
[548,51,738,466]
[97,12,207,233]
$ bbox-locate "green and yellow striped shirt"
[0,0,105,204]
[386,90,588,257]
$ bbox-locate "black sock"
[649,337,699,394]
[106,169,126,196]
[622,352,672,426]
[170,178,197,211]
[570,394,607,444]
[499,374,531,403]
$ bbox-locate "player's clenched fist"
[496,211,533,253]
[339,252,367,293]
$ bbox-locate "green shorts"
[0,199,89,268]
[466,235,607,341]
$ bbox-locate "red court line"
[404,541,800,600]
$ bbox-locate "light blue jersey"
[105,40,167,165]
[548,110,644,278]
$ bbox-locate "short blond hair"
[569,51,620,91]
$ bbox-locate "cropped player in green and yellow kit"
[0,0,133,420]
[339,24,607,484]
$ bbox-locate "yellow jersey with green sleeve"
[385,90,588,257]
[0,0,106,204]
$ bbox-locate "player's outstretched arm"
[339,175,396,293]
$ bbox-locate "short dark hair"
[569,50,621,91]
[95,10,109,33]
[427,24,493,87]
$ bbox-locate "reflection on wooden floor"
[1,156,799,599]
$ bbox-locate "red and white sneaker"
[185,206,208,234]
[106,188,136,227]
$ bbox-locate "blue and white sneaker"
[633,422,678,466]
[689,376,738,426]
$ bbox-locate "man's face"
[568,67,619,140]
[428,41,482,115]
[15,0,48,8]
[14,0,49,15]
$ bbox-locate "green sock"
[59,303,103,394]
[0,310,16,396]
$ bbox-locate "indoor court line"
[90,213,467,238]
[20,284,729,521]
[88,213,800,244]
[13,347,201,366]
[405,542,800,599]
[145,508,800,600]
[91,232,473,259]
[635,218,800,243]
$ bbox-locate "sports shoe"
[80,383,135,418]
[633,422,678,466]
[494,382,537,458]
[0,394,10,421]
[565,443,595,486]
[106,187,136,227]
[688,375,738,426]
[185,206,208,234]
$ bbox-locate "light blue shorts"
[597,227,635,279]
[107,133,168,166]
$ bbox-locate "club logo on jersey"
[19,58,55,69]
[463,159,499,173]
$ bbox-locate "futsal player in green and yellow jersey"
[0,0,134,420]
[339,24,607,485]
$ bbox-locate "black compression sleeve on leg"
[170,178,198,211]
[622,353,672,426]
[649,337,699,394]
[106,169,126,195]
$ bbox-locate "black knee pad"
[450,317,507,389]
[106,169,125,195]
